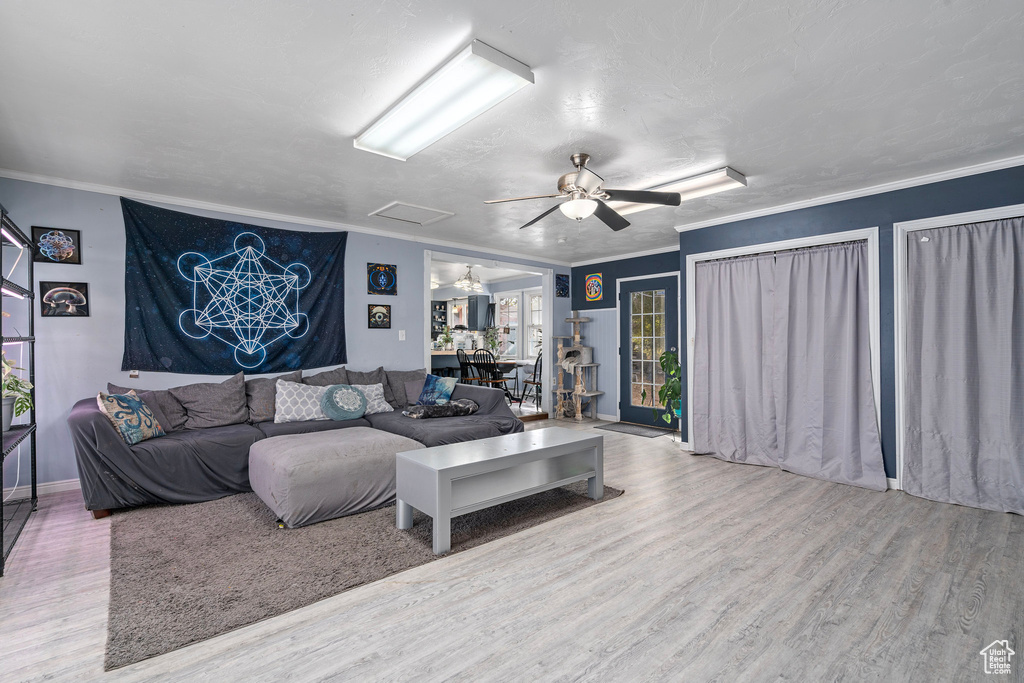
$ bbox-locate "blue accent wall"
[679,164,1024,478]
[571,250,680,310]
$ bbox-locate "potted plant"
[439,325,454,350]
[484,326,500,354]
[643,347,682,428]
[2,351,33,432]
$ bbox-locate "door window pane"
[628,287,669,408]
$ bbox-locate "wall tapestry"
[367,263,397,295]
[555,273,570,298]
[120,198,347,373]
[39,281,89,316]
[32,226,82,264]
[584,273,603,302]
[368,304,391,329]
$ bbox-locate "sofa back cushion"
[107,383,188,433]
[303,366,348,387]
[347,366,398,407]
[168,372,248,430]
[385,368,427,407]
[245,370,302,424]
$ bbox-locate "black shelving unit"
[430,299,448,340]
[1,205,37,577]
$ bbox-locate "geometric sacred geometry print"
[177,232,311,368]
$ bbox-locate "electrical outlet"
[398,330,406,341]
[129,369,140,378]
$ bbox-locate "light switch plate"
[398,330,406,341]
[129,370,140,378]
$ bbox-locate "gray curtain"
[903,217,1024,514]
[693,241,886,491]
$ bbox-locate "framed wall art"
[584,273,602,302]
[39,281,90,317]
[555,273,570,298]
[367,263,397,295]
[32,226,82,264]
[368,304,391,329]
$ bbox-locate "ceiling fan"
[485,153,681,231]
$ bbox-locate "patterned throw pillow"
[349,383,393,415]
[403,398,479,419]
[96,391,166,445]
[320,384,367,421]
[274,380,329,423]
[416,374,458,406]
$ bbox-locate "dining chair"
[521,352,543,407]
[472,349,519,405]
[456,349,477,384]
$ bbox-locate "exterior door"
[619,276,679,426]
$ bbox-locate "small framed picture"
[39,281,90,317]
[555,273,570,298]
[368,304,391,329]
[32,226,82,264]
[367,263,397,295]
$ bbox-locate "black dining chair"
[472,349,519,405]
[521,352,543,407]
[456,349,477,384]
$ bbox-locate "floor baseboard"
[3,478,81,500]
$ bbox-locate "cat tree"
[552,310,602,421]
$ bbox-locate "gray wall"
[0,177,570,485]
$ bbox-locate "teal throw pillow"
[96,390,166,445]
[416,374,457,406]
[320,384,367,421]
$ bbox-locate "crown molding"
[570,243,679,268]
[0,168,572,267]
[674,154,1024,233]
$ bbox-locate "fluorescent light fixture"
[608,167,747,216]
[559,198,597,221]
[1,286,25,299]
[1,227,23,247]
[354,40,534,161]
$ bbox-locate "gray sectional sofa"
[68,368,524,515]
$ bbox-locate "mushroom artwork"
[43,286,87,314]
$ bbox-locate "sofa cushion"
[365,411,523,447]
[384,368,427,408]
[303,366,348,387]
[256,417,371,438]
[321,384,367,421]
[245,370,302,424]
[350,383,392,415]
[96,391,166,445]
[416,374,457,405]
[168,373,248,430]
[274,380,328,423]
[347,366,397,407]
[108,384,188,432]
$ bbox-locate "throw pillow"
[384,368,427,408]
[349,383,393,415]
[417,374,457,406]
[274,380,329,423]
[245,370,302,423]
[320,384,367,421]
[347,366,397,407]
[303,366,349,387]
[168,372,248,430]
[96,391,166,445]
[403,399,479,419]
[107,384,188,432]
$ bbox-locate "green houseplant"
[643,348,682,427]
[484,326,500,353]
[2,351,34,432]
[439,325,454,350]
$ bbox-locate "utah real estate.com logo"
[980,640,1014,675]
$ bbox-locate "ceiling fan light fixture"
[609,167,747,215]
[559,198,598,221]
[354,40,534,161]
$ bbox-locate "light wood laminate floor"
[1,421,1021,682]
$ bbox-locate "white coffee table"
[396,427,604,554]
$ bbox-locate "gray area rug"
[106,482,623,670]
[595,422,676,438]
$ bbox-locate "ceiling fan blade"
[574,167,604,194]
[593,200,630,231]
[603,189,681,206]
[519,204,563,229]
[484,194,562,204]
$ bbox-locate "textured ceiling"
[430,259,539,286]
[1,0,1022,263]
